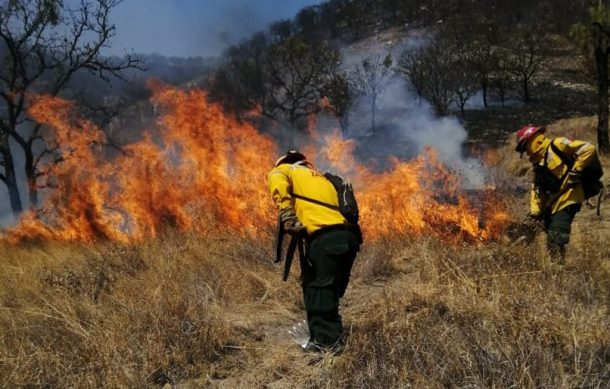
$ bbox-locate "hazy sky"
[108,0,323,58]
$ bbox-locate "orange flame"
[312,134,508,242]
[7,84,508,244]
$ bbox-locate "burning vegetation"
[3,1,610,387]
[6,83,508,244]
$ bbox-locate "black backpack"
[321,172,360,225]
[290,172,362,243]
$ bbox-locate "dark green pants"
[544,204,580,263]
[301,228,359,347]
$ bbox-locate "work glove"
[566,169,581,187]
[279,207,304,233]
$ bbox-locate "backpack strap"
[548,139,573,182]
[549,139,574,168]
[289,191,339,211]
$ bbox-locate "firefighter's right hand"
[279,207,304,233]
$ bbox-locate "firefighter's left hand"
[566,170,581,187]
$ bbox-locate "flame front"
[7,84,508,243]
[313,135,508,242]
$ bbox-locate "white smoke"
[339,32,488,189]
[379,80,486,189]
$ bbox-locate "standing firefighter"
[515,125,598,264]
[268,150,361,352]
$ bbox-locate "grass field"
[1,119,609,388]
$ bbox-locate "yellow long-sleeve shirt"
[268,162,346,235]
[530,137,596,215]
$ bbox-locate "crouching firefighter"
[268,150,362,351]
[515,125,598,264]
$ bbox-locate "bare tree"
[0,0,142,213]
[471,43,497,109]
[490,55,513,108]
[502,25,548,102]
[398,38,456,116]
[571,1,610,153]
[466,18,504,109]
[398,49,426,104]
[209,32,269,120]
[263,36,340,145]
[210,31,340,145]
[591,20,610,153]
[439,21,480,117]
[452,58,479,117]
[350,54,394,134]
[321,71,352,136]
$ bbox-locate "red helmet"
[515,125,545,152]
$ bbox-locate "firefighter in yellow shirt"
[515,126,595,264]
[268,150,361,351]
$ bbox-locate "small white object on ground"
[288,319,309,348]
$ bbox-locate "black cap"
[274,149,307,167]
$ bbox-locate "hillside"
[2,1,610,387]
[0,118,609,387]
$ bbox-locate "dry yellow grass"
[0,232,300,387]
[1,118,609,388]
[2,226,609,387]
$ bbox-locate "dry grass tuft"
[0,232,296,387]
[331,236,610,388]
[2,218,609,387]
[1,117,609,387]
